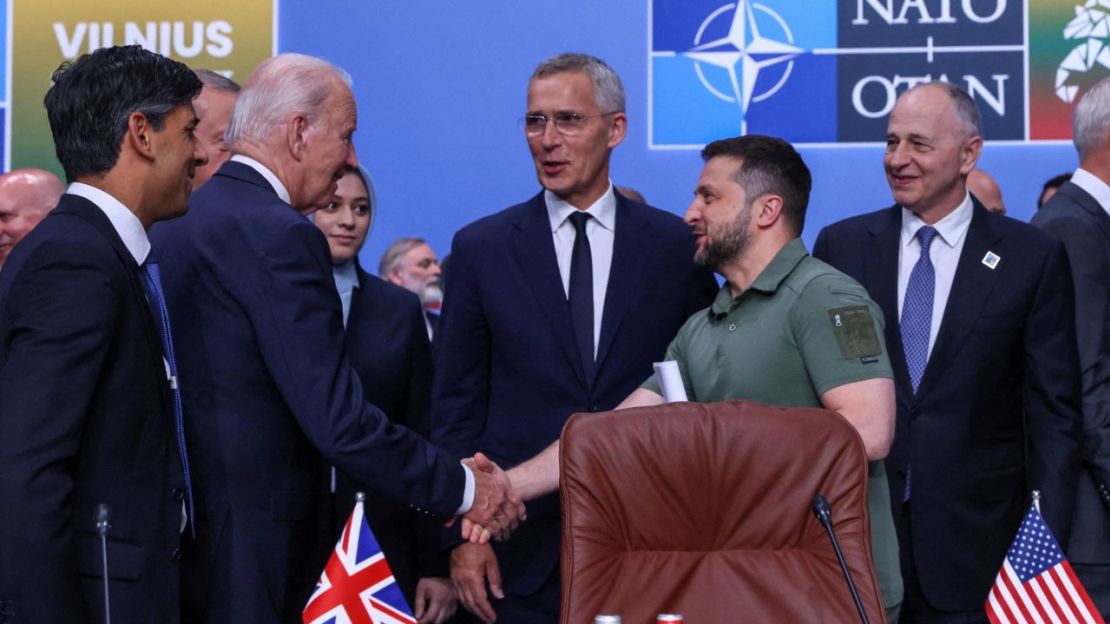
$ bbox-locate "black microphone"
[95,503,112,624]
[812,494,869,624]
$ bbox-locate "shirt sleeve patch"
[828,305,882,361]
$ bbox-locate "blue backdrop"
[273,2,1076,268]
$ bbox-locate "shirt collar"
[231,154,292,204]
[545,183,617,233]
[1069,168,1110,210]
[710,238,809,316]
[900,191,973,250]
[66,182,150,265]
[332,259,359,291]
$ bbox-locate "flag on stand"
[985,500,1104,624]
[303,495,417,624]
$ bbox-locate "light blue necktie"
[141,262,196,535]
[900,225,938,501]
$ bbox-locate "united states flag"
[303,497,417,624]
[985,503,1104,624]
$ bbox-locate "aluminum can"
[657,615,684,623]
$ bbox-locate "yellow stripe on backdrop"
[10,0,275,176]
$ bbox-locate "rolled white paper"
[653,360,688,403]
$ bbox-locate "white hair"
[1074,77,1110,160]
[225,53,351,148]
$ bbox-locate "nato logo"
[651,0,836,147]
[650,0,1024,147]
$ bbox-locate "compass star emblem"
[683,0,802,127]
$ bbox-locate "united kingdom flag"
[303,496,417,624]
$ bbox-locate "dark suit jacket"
[149,162,466,623]
[1033,181,1110,565]
[0,195,185,623]
[813,199,1082,611]
[331,266,445,603]
[431,191,718,599]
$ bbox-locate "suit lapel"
[56,196,174,411]
[864,206,913,398]
[916,202,1003,397]
[509,193,588,387]
[595,195,650,376]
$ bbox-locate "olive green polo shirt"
[642,238,903,608]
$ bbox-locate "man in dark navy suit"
[434,53,717,623]
[151,54,522,623]
[1033,76,1110,617]
[0,46,206,623]
[813,82,1082,623]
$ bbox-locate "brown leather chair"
[559,399,886,623]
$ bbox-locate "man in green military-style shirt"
[496,135,903,620]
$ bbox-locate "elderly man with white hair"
[150,54,523,623]
[1034,76,1110,617]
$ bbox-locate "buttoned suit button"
[172,486,186,501]
[909,409,921,420]
[171,547,181,562]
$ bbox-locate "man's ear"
[959,135,983,175]
[287,114,310,161]
[126,112,156,161]
[755,194,785,228]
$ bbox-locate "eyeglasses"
[521,111,618,136]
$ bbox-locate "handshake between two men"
[458,452,529,542]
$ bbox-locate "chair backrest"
[559,399,886,623]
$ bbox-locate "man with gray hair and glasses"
[432,52,716,622]
[814,81,1081,622]
[150,53,524,623]
[1033,76,1110,617]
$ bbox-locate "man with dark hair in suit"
[435,52,717,623]
[1033,76,1110,617]
[0,45,206,622]
[813,81,1082,623]
[151,53,522,623]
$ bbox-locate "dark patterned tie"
[568,212,595,384]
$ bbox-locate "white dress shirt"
[546,183,616,358]
[231,155,292,204]
[897,192,973,358]
[1069,167,1110,217]
[67,183,150,264]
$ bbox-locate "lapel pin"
[982,251,1001,270]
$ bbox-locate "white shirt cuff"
[456,462,475,514]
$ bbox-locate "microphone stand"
[812,494,869,624]
[96,503,112,624]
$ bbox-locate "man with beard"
[504,134,904,620]
[380,237,443,339]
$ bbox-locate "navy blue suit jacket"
[1034,182,1110,566]
[150,162,466,622]
[331,266,445,603]
[0,195,185,623]
[814,200,1082,611]
[431,191,718,598]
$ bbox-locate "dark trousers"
[898,503,988,624]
